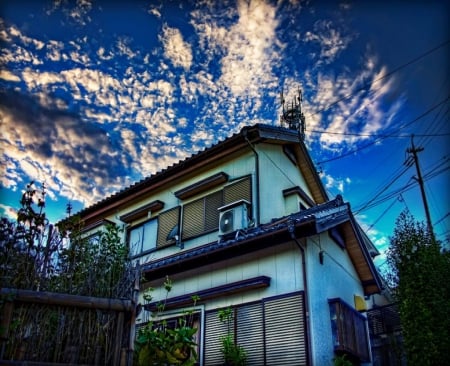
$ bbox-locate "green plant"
[134,278,199,366]
[218,307,247,366]
[386,210,450,366]
[333,354,353,366]
[0,181,135,363]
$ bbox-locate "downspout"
[243,130,260,226]
[288,220,313,366]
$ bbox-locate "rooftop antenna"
[280,86,306,141]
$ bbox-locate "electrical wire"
[304,39,450,120]
[309,130,450,138]
[315,96,450,165]
[354,164,412,215]
[355,156,449,214]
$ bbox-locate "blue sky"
[1,0,449,269]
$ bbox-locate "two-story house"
[77,123,382,365]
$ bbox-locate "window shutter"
[205,190,223,232]
[236,302,264,365]
[224,176,251,205]
[182,199,204,239]
[204,310,228,365]
[156,206,180,248]
[264,293,307,365]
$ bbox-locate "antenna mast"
[280,87,306,141]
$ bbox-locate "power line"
[304,39,450,119]
[355,157,449,214]
[315,96,449,165]
[354,164,412,215]
[434,213,450,226]
[309,130,450,138]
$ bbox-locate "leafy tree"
[0,181,130,297]
[0,182,134,363]
[386,209,450,366]
[0,182,62,290]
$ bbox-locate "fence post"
[0,300,14,359]
[113,311,125,366]
[127,263,140,366]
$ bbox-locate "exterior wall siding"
[143,241,303,310]
[306,232,368,365]
[256,144,313,224]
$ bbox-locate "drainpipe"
[288,220,313,366]
[243,130,260,227]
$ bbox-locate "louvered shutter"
[182,198,204,239]
[236,302,264,365]
[204,310,228,365]
[156,206,180,248]
[224,176,252,205]
[205,190,223,232]
[264,293,307,365]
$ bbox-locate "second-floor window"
[128,206,180,257]
[127,176,252,254]
[129,219,158,256]
[182,176,252,241]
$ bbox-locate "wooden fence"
[0,288,138,366]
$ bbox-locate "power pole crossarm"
[406,135,434,240]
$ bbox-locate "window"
[128,219,158,256]
[205,292,307,365]
[182,176,252,241]
[182,190,223,240]
[156,206,180,248]
[128,206,181,256]
[329,298,370,362]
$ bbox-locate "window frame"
[127,217,158,258]
[204,291,307,365]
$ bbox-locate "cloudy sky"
[1,0,449,267]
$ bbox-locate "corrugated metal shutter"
[156,206,180,247]
[237,302,264,365]
[204,310,228,366]
[264,293,307,366]
[182,198,204,239]
[224,176,252,205]
[205,190,223,232]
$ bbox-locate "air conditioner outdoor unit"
[218,200,250,236]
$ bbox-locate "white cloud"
[304,19,353,65]
[320,170,352,195]
[0,69,20,82]
[299,52,402,153]
[160,25,193,71]
[0,203,17,221]
[148,5,162,18]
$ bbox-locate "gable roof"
[141,195,382,296]
[77,124,328,225]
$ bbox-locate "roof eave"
[74,124,327,225]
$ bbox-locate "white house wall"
[107,149,255,258]
[305,232,368,366]
[140,241,304,313]
[116,142,314,263]
[257,143,313,224]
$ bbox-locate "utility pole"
[406,135,434,240]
